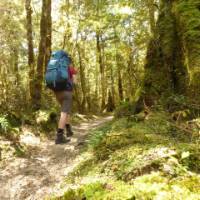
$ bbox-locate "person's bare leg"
[65,114,73,137]
[56,112,70,144]
[66,114,70,125]
[58,112,67,129]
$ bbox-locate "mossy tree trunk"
[13,47,19,85]
[25,0,35,102]
[106,90,115,112]
[147,0,156,35]
[139,0,188,108]
[77,44,87,113]
[44,0,52,68]
[96,32,106,110]
[34,0,49,109]
[174,0,200,100]
[116,52,124,102]
[110,66,116,109]
[118,67,123,102]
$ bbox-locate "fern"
[0,115,10,133]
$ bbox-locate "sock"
[66,124,70,128]
[57,128,64,134]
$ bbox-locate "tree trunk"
[95,63,99,100]
[106,90,115,112]
[96,32,106,110]
[118,67,123,101]
[174,0,200,100]
[138,0,188,109]
[127,50,140,99]
[73,85,82,113]
[44,0,52,68]
[147,0,156,35]
[25,0,35,101]
[34,0,48,109]
[77,44,87,113]
[13,47,19,85]
[110,66,115,108]
[116,48,123,102]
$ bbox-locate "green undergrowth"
[35,110,102,138]
[0,108,99,140]
[51,174,200,200]
[49,110,200,200]
[0,110,101,162]
[49,111,200,199]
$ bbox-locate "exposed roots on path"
[0,116,113,200]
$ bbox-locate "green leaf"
[181,151,190,159]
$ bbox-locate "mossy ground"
[50,111,200,200]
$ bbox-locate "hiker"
[45,50,77,144]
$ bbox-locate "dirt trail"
[0,116,113,200]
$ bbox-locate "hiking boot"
[55,129,70,144]
[66,124,74,137]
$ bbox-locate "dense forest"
[0,0,200,199]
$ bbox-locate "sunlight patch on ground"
[20,133,40,146]
[0,116,113,200]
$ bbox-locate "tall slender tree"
[147,0,156,35]
[44,0,52,68]
[34,0,51,109]
[12,47,19,85]
[77,44,87,113]
[96,32,106,110]
[25,0,35,101]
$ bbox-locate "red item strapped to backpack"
[68,66,77,80]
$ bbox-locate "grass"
[45,111,200,199]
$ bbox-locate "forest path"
[0,116,113,200]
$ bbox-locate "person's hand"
[73,75,77,84]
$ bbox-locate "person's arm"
[73,74,78,84]
[71,67,78,84]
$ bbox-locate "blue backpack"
[45,50,71,91]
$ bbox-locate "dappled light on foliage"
[1,0,200,199]
[57,111,200,200]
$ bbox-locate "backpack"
[45,50,71,91]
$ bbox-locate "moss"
[142,0,175,103]
[173,0,200,98]
[53,173,200,200]
[114,101,137,118]
[50,181,136,200]
[139,0,200,108]
[51,111,200,200]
